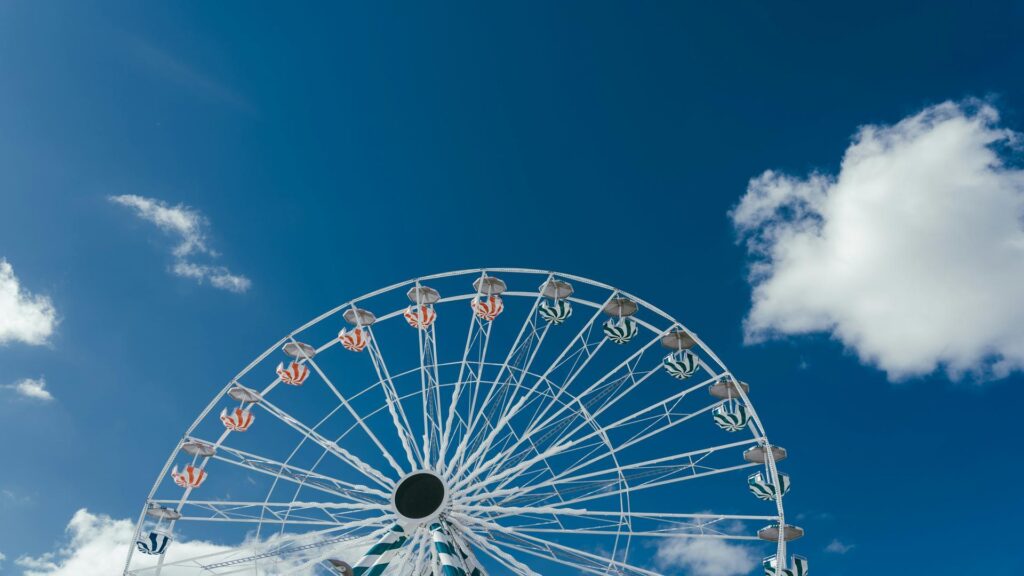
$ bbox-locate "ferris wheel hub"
[391,470,449,524]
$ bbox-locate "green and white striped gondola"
[713,402,751,432]
[663,349,700,379]
[763,554,809,576]
[748,470,791,501]
[430,522,467,576]
[603,317,638,344]
[352,524,407,576]
[538,299,573,324]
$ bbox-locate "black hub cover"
[394,472,445,519]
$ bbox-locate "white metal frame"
[124,268,791,576]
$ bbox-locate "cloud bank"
[0,259,57,346]
[18,508,365,576]
[655,537,757,576]
[110,195,251,293]
[732,101,1024,380]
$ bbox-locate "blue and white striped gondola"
[663,349,700,379]
[763,554,809,576]
[603,317,638,344]
[713,402,751,432]
[748,470,791,501]
[352,524,407,576]
[538,299,572,325]
[430,522,467,576]
[135,530,171,556]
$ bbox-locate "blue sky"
[1,1,1024,575]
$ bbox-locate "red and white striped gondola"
[220,407,255,431]
[470,295,504,321]
[338,327,369,352]
[404,305,437,329]
[171,464,207,489]
[276,361,310,386]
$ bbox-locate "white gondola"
[708,376,749,400]
[757,523,805,542]
[135,530,171,556]
[145,503,181,521]
[473,275,507,296]
[660,329,696,351]
[744,444,788,464]
[763,554,809,576]
[713,402,751,432]
[282,341,316,360]
[663,349,700,379]
[180,439,217,458]
[227,384,262,404]
[748,470,791,500]
[343,307,377,327]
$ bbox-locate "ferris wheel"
[124,268,808,576]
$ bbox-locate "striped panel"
[471,296,504,321]
[404,305,437,329]
[763,554,808,576]
[135,531,171,555]
[338,328,369,352]
[352,524,408,576]
[538,300,573,324]
[603,317,638,344]
[429,522,467,576]
[663,349,700,379]
[712,403,750,432]
[276,361,310,386]
[220,407,255,431]
[747,471,792,501]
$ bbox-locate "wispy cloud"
[3,377,54,401]
[825,539,855,554]
[0,259,57,346]
[109,195,251,293]
[732,100,1024,381]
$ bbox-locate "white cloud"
[17,508,366,576]
[171,262,252,293]
[732,101,1024,380]
[0,259,57,346]
[825,539,854,554]
[109,195,251,293]
[3,377,54,401]
[655,538,758,576]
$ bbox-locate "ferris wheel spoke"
[467,375,723,500]
[464,515,662,576]
[448,517,540,576]
[257,399,396,490]
[169,499,387,526]
[301,350,408,478]
[450,293,615,489]
[479,438,759,506]
[451,289,549,480]
[187,437,388,505]
[362,325,424,469]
